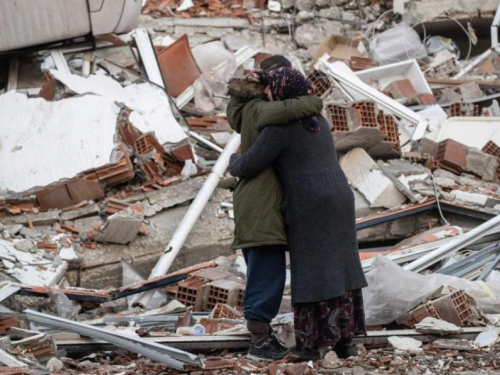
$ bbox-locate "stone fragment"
[319,7,342,18]
[13,239,35,252]
[342,11,357,21]
[6,225,23,236]
[322,351,343,369]
[388,336,423,352]
[432,339,473,351]
[19,227,41,239]
[296,10,315,22]
[314,0,331,8]
[433,169,459,181]
[46,357,64,372]
[433,177,457,189]
[295,0,314,11]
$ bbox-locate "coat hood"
[226,78,267,133]
[227,78,266,100]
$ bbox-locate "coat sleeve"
[229,127,282,178]
[247,96,323,130]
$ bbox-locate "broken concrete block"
[465,148,499,182]
[451,190,488,207]
[6,210,61,226]
[388,336,423,352]
[210,132,232,148]
[60,204,100,221]
[13,239,35,253]
[417,138,439,158]
[458,82,483,101]
[96,209,143,245]
[6,224,25,236]
[73,216,103,233]
[46,357,64,372]
[340,148,406,208]
[19,227,41,239]
[433,177,457,189]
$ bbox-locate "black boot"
[291,347,321,362]
[247,320,289,361]
[334,338,357,359]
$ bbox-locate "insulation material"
[49,70,187,144]
[0,92,119,193]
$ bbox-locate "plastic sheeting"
[363,255,500,325]
[194,55,239,113]
[370,23,427,66]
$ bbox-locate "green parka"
[226,78,323,249]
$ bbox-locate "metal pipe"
[188,131,223,153]
[134,133,241,308]
[454,47,500,79]
[25,310,201,370]
[404,215,500,273]
[477,253,500,281]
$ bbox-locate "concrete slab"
[334,127,386,154]
[340,148,406,208]
[96,211,143,245]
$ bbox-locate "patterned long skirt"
[293,289,366,350]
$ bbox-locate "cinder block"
[430,290,473,327]
[175,276,208,311]
[436,139,469,173]
[204,279,244,311]
[307,70,333,98]
[465,148,499,182]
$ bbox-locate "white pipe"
[404,215,500,273]
[492,2,500,47]
[454,48,496,79]
[134,132,241,308]
[188,131,223,153]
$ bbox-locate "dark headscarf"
[264,67,320,132]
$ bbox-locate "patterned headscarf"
[264,67,320,132]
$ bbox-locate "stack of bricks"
[307,70,333,98]
[436,139,469,174]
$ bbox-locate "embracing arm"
[229,127,282,178]
[248,96,323,130]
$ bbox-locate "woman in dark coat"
[229,68,368,360]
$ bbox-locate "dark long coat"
[229,118,367,305]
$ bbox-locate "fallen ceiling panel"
[0,92,119,193]
[49,70,187,145]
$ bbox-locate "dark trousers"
[242,245,287,323]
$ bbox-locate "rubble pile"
[4,0,500,373]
